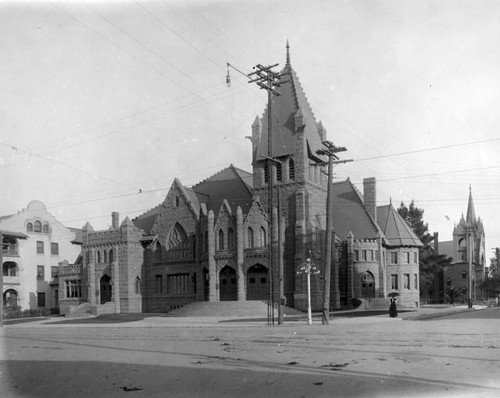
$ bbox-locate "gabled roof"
[133,204,162,235]
[192,164,254,215]
[330,179,385,241]
[376,204,423,247]
[255,46,326,163]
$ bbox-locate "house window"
[135,277,141,294]
[34,220,42,233]
[218,229,224,251]
[404,274,410,289]
[37,292,46,307]
[413,252,418,264]
[402,252,410,264]
[43,224,49,234]
[51,243,59,255]
[390,252,398,264]
[51,266,58,278]
[259,227,267,247]
[3,262,19,277]
[289,158,295,181]
[155,275,163,294]
[227,228,234,249]
[26,222,33,232]
[65,280,82,298]
[354,250,359,261]
[361,250,367,261]
[37,265,44,279]
[247,227,254,248]
[391,274,398,290]
[414,274,418,290]
[36,241,44,254]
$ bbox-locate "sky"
[1,0,500,261]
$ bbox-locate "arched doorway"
[3,289,19,307]
[100,275,112,304]
[360,272,375,298]
[219,266,237,301]
[247,264,269,301]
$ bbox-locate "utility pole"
[316,141,352,325]
[248,63,288,325]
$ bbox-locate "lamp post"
[297,255,320,325]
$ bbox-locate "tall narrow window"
[264,163,270,184]
[247,227,254,248]
[404,274,410,289]
[289,158,295,181]
[37,265,44,279]
[135,277,141,294]
[391,274,398,290]
[391,252,398,264]
[218,229,224,250]
[36,241,44,254]
[276,162,282,182]
[259,227,267,247]
[155,275,163,294]
[227,228,234,249]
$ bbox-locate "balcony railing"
[2,244,19,256]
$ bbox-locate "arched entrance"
[360,272,375,298]
[219,266,237,301]
[100,275,112,304]
[247,264,269,301]
[3,289,19,307]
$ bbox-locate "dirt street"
[1,313,499,398]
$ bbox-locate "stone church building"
[58,46,422,316]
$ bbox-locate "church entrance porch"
[219,266,237,301]
[247,264,269,301]
[100,275,112,304]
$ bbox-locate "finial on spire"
[286,40,290,65]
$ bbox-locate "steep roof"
[255,45,326,163]
[376,204,423,247]
[438,240,455,261]
[466,186,477,225]
[133,204,162,235]
[330,179,385,241]
[192,164,254,215]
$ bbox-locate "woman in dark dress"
[389,297,398,318]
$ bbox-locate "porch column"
[236,206,245,301]
[208,211,218,301]
[88,249,96,306]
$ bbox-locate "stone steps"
[166,301,305,317]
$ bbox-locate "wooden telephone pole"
[316,141,352,325]
[248,63,288,325]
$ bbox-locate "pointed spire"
[466,185,476,225]
[286,40,290,66]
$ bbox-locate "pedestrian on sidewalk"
[389,297,398,318]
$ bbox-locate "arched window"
[259,227,267,247]
[218,229,224,251]
[34,220,42,233]
[97,251,101,263]
[227,228,234,249]
[135,277,141,294]
[103,250,107,263]
[109,250,114,264]
[167,223,187,249]
[42,224,49,234]
[26,222,33,232]
[247,227,254,248]
[154,242,162,261]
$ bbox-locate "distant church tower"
[250,43,330,309]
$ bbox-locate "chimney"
[112,212,120,229]
[363,177,377,222]
[433,232,439,253]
